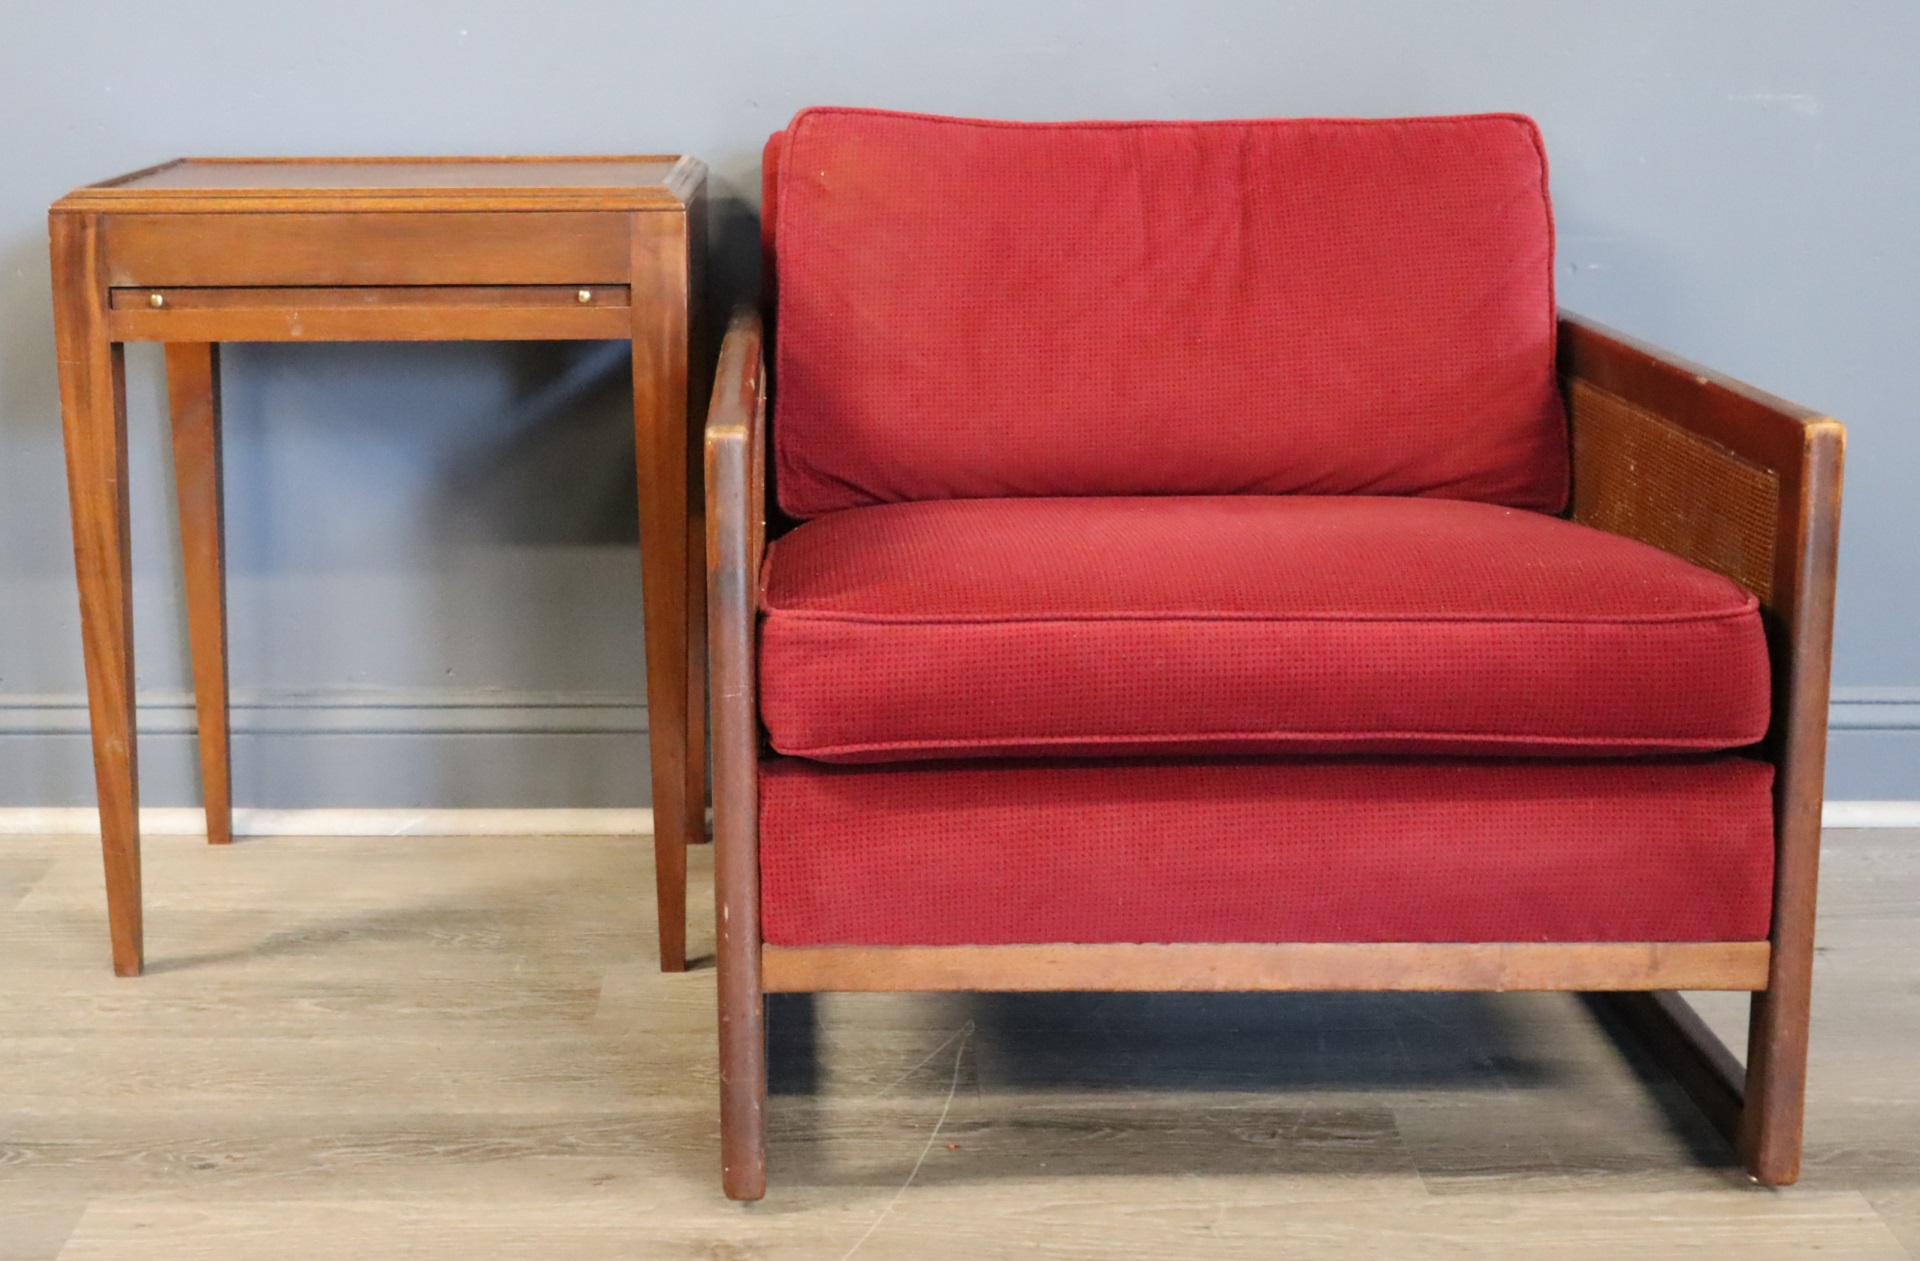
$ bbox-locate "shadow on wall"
[437,340,643,548]
[437,190,764,548]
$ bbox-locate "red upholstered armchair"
[704,108,1843,1200]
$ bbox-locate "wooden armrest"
[705,308,767,1191]
[1558,312,1843,618]
[1560,312,1845,1181]
[704,307,767,828]
[705,308,767,606]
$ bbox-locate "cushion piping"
[758,603,1761,628]
[772,729,1766,759]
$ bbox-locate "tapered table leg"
[633,215,695,972]
[165,343,232,847]
[685,492,708,853]
[683,199,712,862]
[51,212,142,976]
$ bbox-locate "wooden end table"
[50,156,710,976]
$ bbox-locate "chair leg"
[719,980,768,1201]
[1737,773,1824,1187]
[713,728,765,1199]
[1740,977,1813,1185]
[1596,981,1810,1186]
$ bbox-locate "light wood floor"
[2,829,1916,1259]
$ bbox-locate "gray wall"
[1,1,1914,807]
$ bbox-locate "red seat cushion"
[758,496,1771,761]
[767,108,1566,518]
[759,757,1776,945]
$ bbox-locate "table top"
[54,156,703,214]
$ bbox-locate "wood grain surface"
[630,212,700,973]
[705,310,768,1199]
[762,942,1773,995]
[50,157,707,976]
[49,211,142,977]
[54,155,703,213]
[0,828,1915,1258]
[100,212,634,288]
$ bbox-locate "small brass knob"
[149,293,165,308]
[576,289,592,304]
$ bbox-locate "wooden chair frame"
[705,307,1844,1201]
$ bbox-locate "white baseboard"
[0,807,653,837]
[0,803,1909,836]
[1820,801,1920,829]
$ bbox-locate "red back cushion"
[767,108,1567,518]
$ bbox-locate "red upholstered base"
[758,757,1776,946]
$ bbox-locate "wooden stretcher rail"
[761,941,1774,994]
